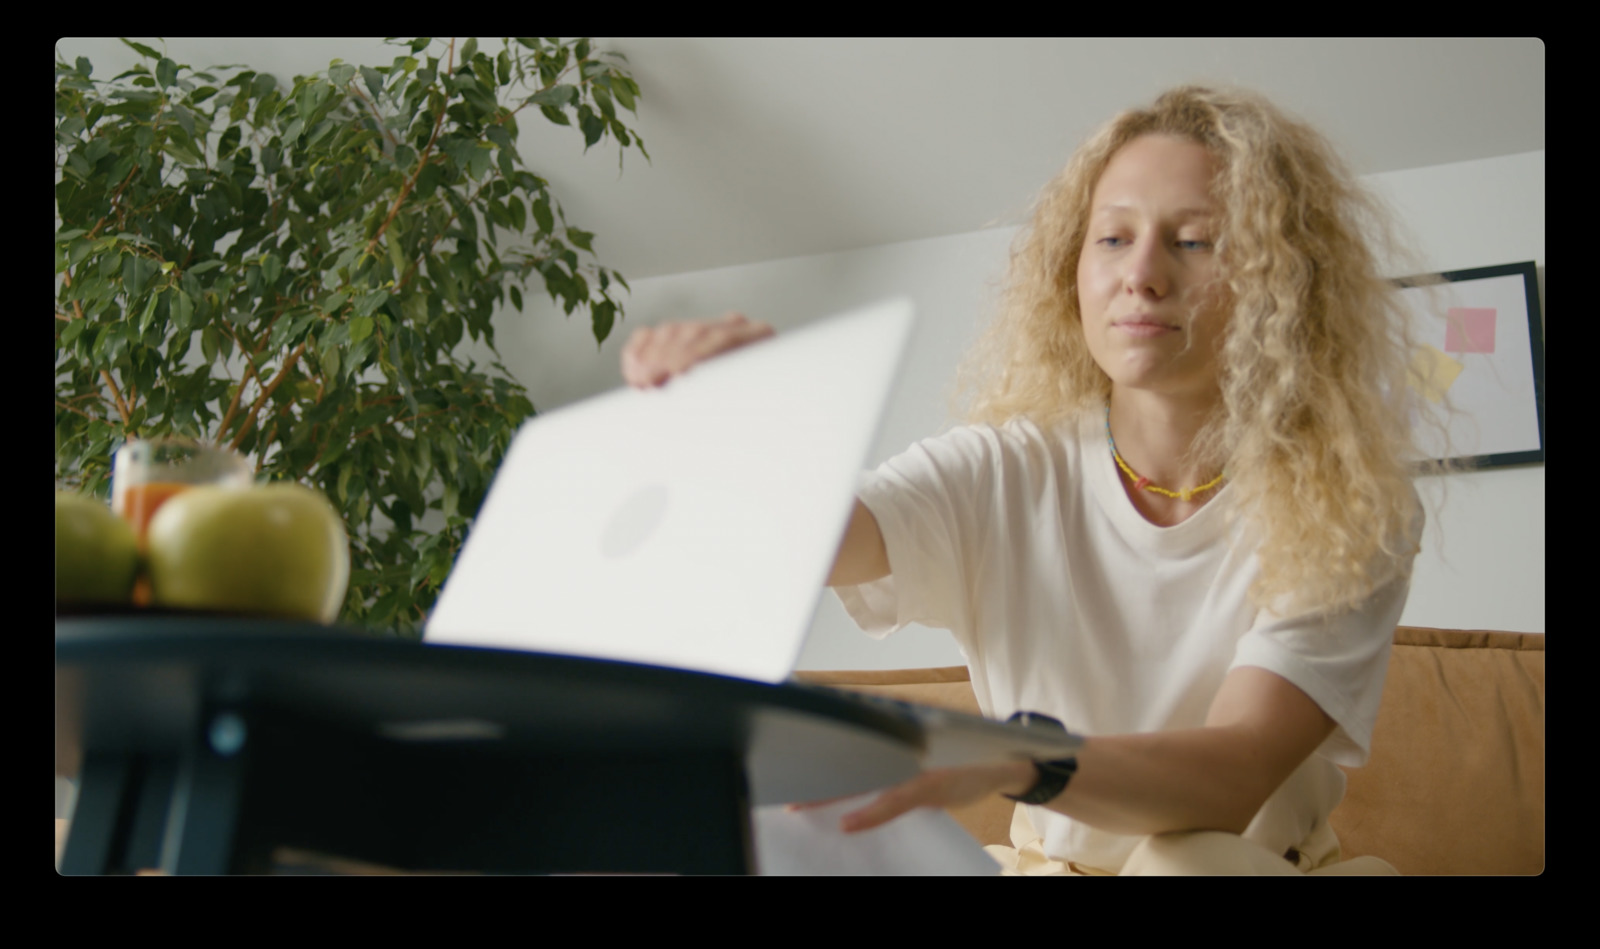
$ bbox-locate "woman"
[622,86,1434,875]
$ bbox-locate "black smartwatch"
[1002,711,1079,806]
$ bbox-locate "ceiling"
[57,37,1544,281]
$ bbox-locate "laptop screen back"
[423,298,914,683]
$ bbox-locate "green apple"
[56,491,140,606]
[145,482,350,623]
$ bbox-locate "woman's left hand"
[804,759,1036,834]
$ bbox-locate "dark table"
[55,617,925,875]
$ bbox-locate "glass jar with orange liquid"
[111,437,254,605]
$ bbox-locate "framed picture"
[1397,261,1545,470]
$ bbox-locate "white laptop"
[424,297,1082,766]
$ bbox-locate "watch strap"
[1002,710,1078,805]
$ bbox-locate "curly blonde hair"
[955,85,1446,616]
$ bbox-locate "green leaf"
[266,309,311,351]
[410,37,432,53]
[387,237,408,281]
[579,108,605,149]
[60,318,88,347]
[217,124,242,158]
[593,86,615,121]
[354,290,390,317]
[156,57,178,89]
[527,85,577,109]
[170,289,196,332]
[349,315,374,344]
[460,37,479,63]
[134,289,163,335]
[532,197,553,235]
[68,239,95,270]
[305,119,336,149]
[359,65,385,102]
[467,143,493,179]
[613,79,636,112]
[318,290,351,316]
[320,346,341,384]
[329,63,356,88]
[172,103,196,140]
[122,255,156,299]
[591,300,615,345]
[415,161,443,199]
[121,39,162,60]
[200,325,220,365]
[486,198,511,229]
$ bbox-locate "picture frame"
[1396,261,1545,470]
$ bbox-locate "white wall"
[487,150,1545,671]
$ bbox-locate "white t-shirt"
[834,413,1412,872]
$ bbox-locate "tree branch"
[214,302,284,444]
[216,360,259,444]
[363,38,456,261]
[59,269,86,322]
[348,82,400,149]
[55,400,99,422]
[100,370,132,427]
[228,339,309,452]
[84,162,141,242]
[398,173,498,290]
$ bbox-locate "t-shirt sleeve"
[832,426,1001,639]
[1228,565,1413,768]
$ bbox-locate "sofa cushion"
[1331,626,1544,875]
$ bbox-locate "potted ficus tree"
[55,37,648,635]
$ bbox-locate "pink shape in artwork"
[1445,307,1497,354]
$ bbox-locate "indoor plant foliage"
[55,37,648,634]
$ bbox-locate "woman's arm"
[836,665,1336,837]
[828,500,890,588]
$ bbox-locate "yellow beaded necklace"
[1104,404,1226,503]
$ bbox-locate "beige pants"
[983,805,1399,876]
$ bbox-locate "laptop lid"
[423,298,915,684]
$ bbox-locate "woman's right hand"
[621,312,776,388]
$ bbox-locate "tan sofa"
[795,625,1545,875]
